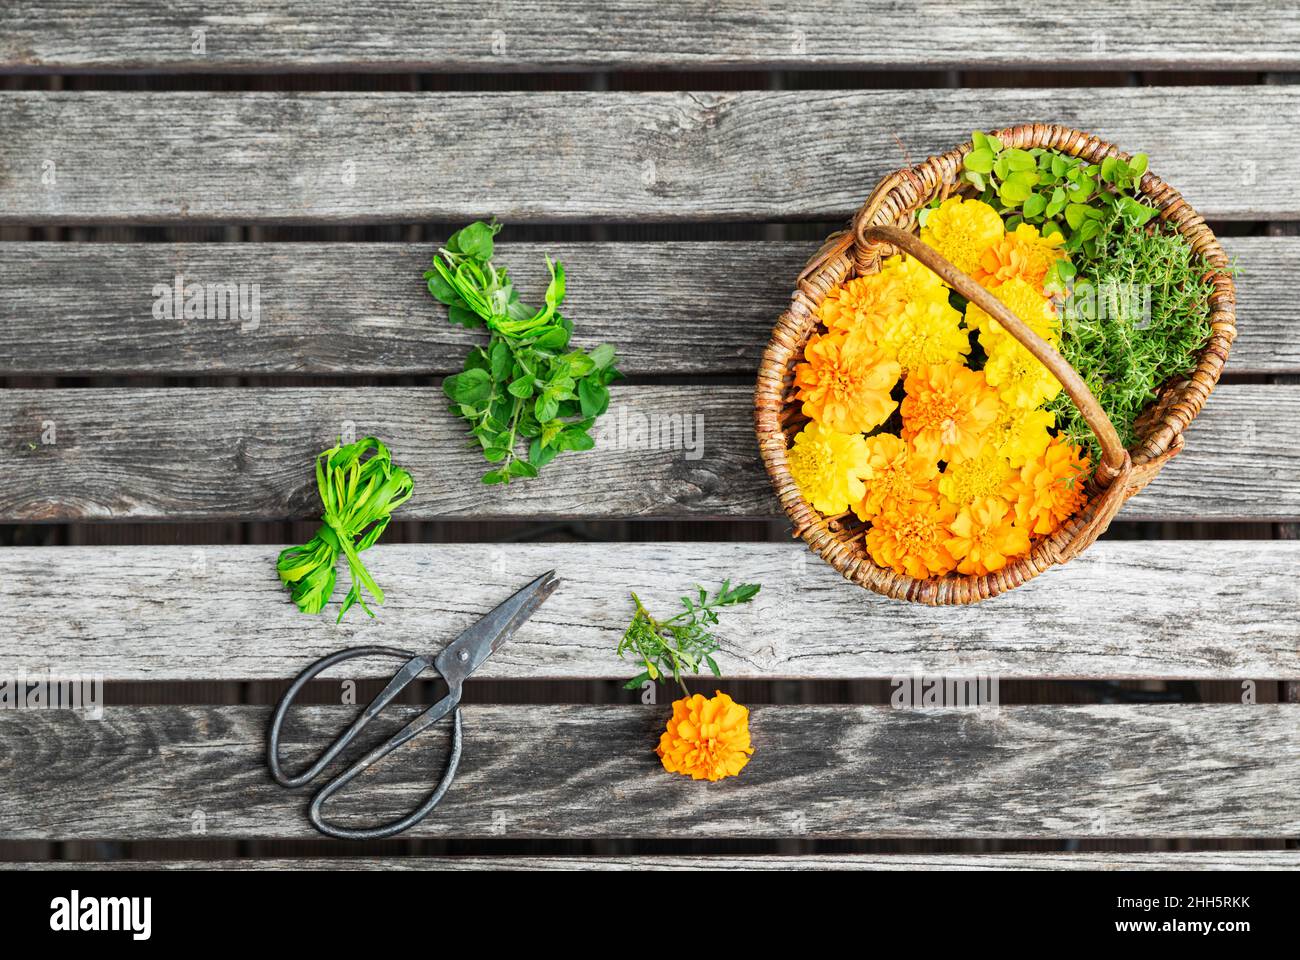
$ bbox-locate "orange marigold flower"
[921,197,1004,276]
[816,271,905,337]
[881,297,970,375]
[795,330,900,434]
[937,447,1016,506]
[946,496,1033,576]
[971,223,1067,290]
[853,433,940,522]
[787,420,870,515]
[1009,438,1091,535]
[866,497,958,579]
[900,363,1001,464]
[657,690,754,782]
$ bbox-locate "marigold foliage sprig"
[276,436,413,622]
[618,581,761,695]
[426,220,622,485]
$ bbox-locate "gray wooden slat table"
[2,1,1298,871]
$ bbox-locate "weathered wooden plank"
[0,705,1294,839]
[3,2,1296,72]
[0,385,1293,521]
[3,541,1297,681]
[0,241,807,376]
[11,852,1300,870]
[0,237,1290,376]
[0,88,1296,224]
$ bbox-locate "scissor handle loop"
[308,708,464,841]
[267,645,420,788]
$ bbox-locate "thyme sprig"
[1049,214,1220,460]
[618,581,761,695]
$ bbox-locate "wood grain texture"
[3,2,1297,71]
[11,852,1300,871]
[0,241,806,376]
[4,541,1298,681]
[0,385,1294,521]
[0,704,1294,839]
[0,88,1295,224]
[0,237,1290,376]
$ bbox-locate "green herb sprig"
[425,220,621,485]
[618,581,761,695]
[953,131,1159,291]
[276,436,413,622]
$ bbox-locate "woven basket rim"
[754,123,1237,605]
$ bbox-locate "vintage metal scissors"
[267,570,559,840]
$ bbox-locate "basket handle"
[855,223,1128,476]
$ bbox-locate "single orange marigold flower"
[900,363,1001,464]
[853,433,939,522]
[866,497,959,579]
[795,329,900,434]
[1009,438,1091,535]
[815,271,905,337]
[657,690,754,782]
[946,496,1033,576]
[971,223,1067,290]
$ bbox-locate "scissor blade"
[435,570,559,683]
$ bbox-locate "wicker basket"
[755,124,1236,605]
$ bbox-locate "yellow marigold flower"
[964,277,1060,353]
[866,497,959,579]
[983,334,1064,410]
[795,330,900,434]
[921,197,1004,276]
[787,420,870,515]
[853,433,940,522]
[971,223,1067,290]
[881,297,970,374]
[937,447,1016,506]
[946,496,1033,576]
[877,253,950,302]
[1009,438,1091,535]
[657,690,753,782]
[816,271,905,338]
[988,403,1056,468]
[900,363,1001,464]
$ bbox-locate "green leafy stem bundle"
[426,221,621,484]
[277,436,414,622]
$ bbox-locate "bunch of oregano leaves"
[950,131,1159,292]
[426,220,621,484]
[618,581,761,695]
